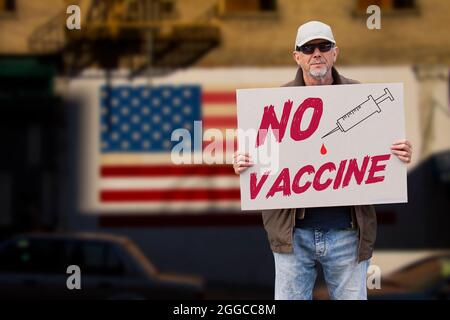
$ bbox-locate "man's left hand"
[391,139,412,164]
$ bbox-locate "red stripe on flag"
[101,164,235,177]
[100,189,241,201]
[203,116,237,128]
[202,92,236,104]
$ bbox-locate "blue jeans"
[273,228,369,300]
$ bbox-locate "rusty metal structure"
[28,0,221,75]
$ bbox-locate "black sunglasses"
[297,42,335,55]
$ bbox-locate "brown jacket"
[261,66,377,263]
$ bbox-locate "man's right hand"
[233,152,254,175]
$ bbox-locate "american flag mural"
[73,68,296,214]
[98,84,240,212]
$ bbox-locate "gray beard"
[309,66,329,79]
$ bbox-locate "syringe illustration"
[321,88,394,139]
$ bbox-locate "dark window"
[71,241,125,276]
[260,0,276,11]
[160,0,174,14]
[105,245,125,275]
[0,238,69,274]
[222,0,276,13]
[356,0,416,12]
[393,0,415,9]
[82,242,104,274]
[0,0,15,12]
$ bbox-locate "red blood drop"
[320,143,327,155]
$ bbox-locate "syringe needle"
[321,126,340,139]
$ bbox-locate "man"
[233,21,412,300]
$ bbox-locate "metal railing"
[28,0,221,72]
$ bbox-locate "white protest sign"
[236,83,407,211]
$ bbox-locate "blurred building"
[2,0,450,66]
[0,0,449,292]
[1,0,448,156]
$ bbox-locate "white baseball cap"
[294,21,336,50]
